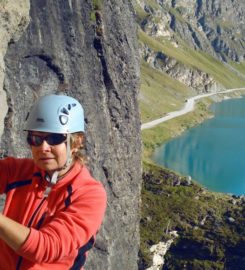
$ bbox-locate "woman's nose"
[39,140,52,151]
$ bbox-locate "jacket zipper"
[15,197,46,270]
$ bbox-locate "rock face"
[1,0,141,269]
[136,0,245,93]
[171,0,245,62]
[141,45,215,93]
[139,0,245,62]
[0,0,30,138]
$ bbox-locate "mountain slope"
[140,163,245,270]
[135,0,245,123]
[136,1,245,269]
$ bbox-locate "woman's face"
[30,131,72,177]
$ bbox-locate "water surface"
[153,97,245,195]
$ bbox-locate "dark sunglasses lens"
[27,134,66,146]
[27,135,43,146]
[46,134,66,145]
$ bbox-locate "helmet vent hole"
[59,115,68,125]
[61,107,69,115]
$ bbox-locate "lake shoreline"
[142,89,245,161]
[142,87,245,130]
[152,95,245,196]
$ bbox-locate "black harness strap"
[70,236,95,270]
[5,179,32,193]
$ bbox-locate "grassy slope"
[142,99,213,159]
[140,163,245,269]
[139,29,245,123]
[137,2,245,269]
[230,61,245,75]
[140,61,193,122]
[139,27,245,159]
[139,29,245,88]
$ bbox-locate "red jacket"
[0,157,107,270]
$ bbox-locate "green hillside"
[139,29,245,124]
[140,61,193,123]
[139,163,245,269]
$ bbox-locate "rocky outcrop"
[0,0,30,138]
[139,0,245,62]
[136,0,245,94]
[140,45,215,93]
[1,1,141,269]
[172,0,245,62]
[141,165,245,270]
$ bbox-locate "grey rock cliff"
[1,0,141,269]
[140,0,245,62]
[0,0,30,138]
[170,0,245,62]
[136,0,245,93]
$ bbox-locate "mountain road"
[141,87,245,130]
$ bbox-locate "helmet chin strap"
[46,133,73,185]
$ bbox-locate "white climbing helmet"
[25,94,85,185]
[25,94,85,133]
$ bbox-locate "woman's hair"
[70,132,87,165]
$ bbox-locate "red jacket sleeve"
[0,157,34,194]
[17,181,107,263]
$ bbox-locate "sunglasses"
[27,133,67,146]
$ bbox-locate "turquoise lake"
[152,96,245,196]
